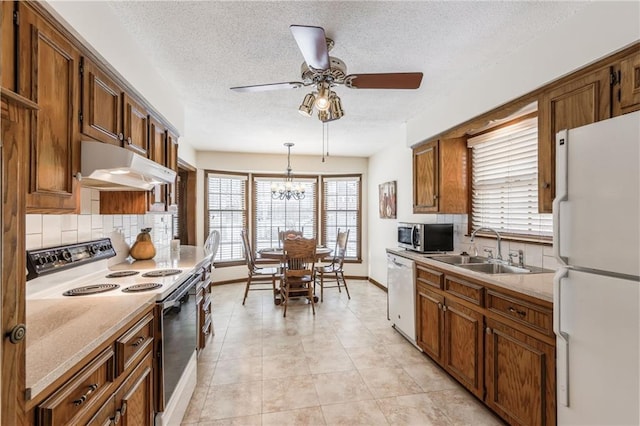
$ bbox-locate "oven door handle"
[161,274,198,310]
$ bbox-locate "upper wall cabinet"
[2,1,16,90]
[19,3,81,213]
[413,137,468,214]
[537,68,611,213]
[122,92,149,157]
[616,49,640,115]
[148,117,167,211]
[80,57,123,146]
[537,44,638,213]
[166,131,179,207]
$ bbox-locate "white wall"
[196,151,369,283]
[406,1,640,144]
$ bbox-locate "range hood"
[80,141,176,191]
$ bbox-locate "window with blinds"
[469,116,552,239]
[253,176,317,252]
[322,175,361,260]
[205,171,248,263]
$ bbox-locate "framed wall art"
[379,180,397,219]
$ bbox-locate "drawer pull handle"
[131,336,145,347]
[113,409,121,424]
[120,401,128,416]
[73,383,98,406]
[508,306,527,317]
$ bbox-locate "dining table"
[257,246,332,304]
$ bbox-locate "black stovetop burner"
[141,269,182,278]
[105,271,140,278]
[122,283,163,293]
[63,284,120,296]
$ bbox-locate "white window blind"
[322,175,361,260]
[206,172,248,263]
[469,117,552,238]
[253,176,317,252]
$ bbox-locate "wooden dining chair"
[240,229,279,305]
[281,237,317,317]
[314,229,350,302]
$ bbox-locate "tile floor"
[182,280,505,425]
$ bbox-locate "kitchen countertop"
[25,294,155,401]
[387,248,554,303]
[25,245,212,402]
[109,245,212,271]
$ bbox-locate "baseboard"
[211,278,246,286]
[368,277,387,292]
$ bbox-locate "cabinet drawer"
[487,290,553,336]
[115,313,154,376]
[38,348,114,426]
[416,265,443,289]
[444,276,483,306]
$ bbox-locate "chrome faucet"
[470,227,503,261]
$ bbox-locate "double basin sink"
[428,254,549,275]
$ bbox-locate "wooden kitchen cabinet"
[485,317,556,426]
[114,353,154,426]
[413,137,467,214]
[166,131,179,208]
[122,92,149,157]
[412,258,556,425]
[148,117,168,211]
[416,274,484,398]
[19,2,82,213]
[416,283,444,362]
[31,307,155,426]
[443,297,484,398]
[537,67,611,213]
[81,57,123,146]
[2,1,16,90]
[1,90,35,425]
[616,49,640,115]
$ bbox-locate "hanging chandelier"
[271,143,305,201]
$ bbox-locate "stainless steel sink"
[428,255,488,265]
[455,263,532,274]
[429,254,551,274]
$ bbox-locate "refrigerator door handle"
[553,267,570,407]
[553,129,569,266]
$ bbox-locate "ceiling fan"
[230,25,423,123]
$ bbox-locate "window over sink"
[468,115,553,240]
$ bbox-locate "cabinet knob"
[437,302,442,310]
[118,132,124,141]
[442,305,447,312]
[486,327,492,335]
[8,323,26,344]
[542,182,550,189]
[126,137,132,145]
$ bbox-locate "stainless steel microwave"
[397,223,453,252]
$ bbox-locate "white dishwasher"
[387,253,418,347]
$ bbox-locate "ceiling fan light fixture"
[314,83,331,111]
[329,95,344,119]
[298,93,315,117]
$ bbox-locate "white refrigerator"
[553,110,640,425]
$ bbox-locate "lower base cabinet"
[485,318,556,426]
[415,266,556,426]
[443,299,484,399]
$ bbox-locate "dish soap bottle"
[130,228,156,260]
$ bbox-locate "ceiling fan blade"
[346,73,423,89]
[230,82,305,93]
[290,25,330,71]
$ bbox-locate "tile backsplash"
[26,188,174,251]
[445,214,560,272]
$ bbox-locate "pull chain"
[322,123,326,163]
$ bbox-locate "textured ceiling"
[107,1,587,157]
